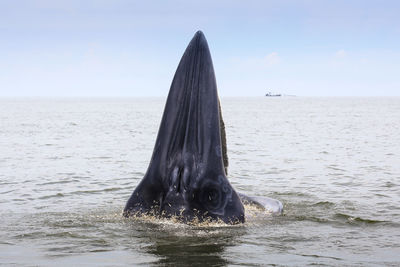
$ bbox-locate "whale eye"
[206,188,220,205]
[196,179,231,215]
[200,183,221,210]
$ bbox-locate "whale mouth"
[124,31,245,224]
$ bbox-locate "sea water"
[0,97,399,266]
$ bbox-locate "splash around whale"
[124,31,283,224]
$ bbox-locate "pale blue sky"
[1,0,399,97]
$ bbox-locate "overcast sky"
[1,0,399,97]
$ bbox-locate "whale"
[124,31,282,224]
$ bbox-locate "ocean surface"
[0,97,399,266]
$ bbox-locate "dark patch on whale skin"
[124,31,245,224]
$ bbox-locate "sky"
[0,0,399,97]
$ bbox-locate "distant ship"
[265,92,282,97]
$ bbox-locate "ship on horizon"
[265,92,282,97]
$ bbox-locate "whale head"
[124,31,245,224]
